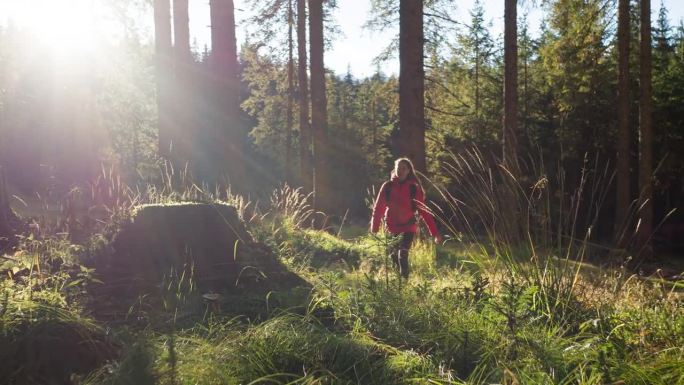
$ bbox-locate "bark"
[286,0,294,183]
[210,0,244,187]
[398,0,426,174]
[503,0,519,173]
[297,0,312,191]
[154,0,172,157]
[638,0,653,258]
[172,0,192,166]
[308,0,329,212]
[616,0,631,245]
[173,0,191,64]
[0,166,10,224]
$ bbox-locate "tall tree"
[154,0,172,157]
[173,0,190,63]
[503,0,518,172]
[638,0,653,258]
[458,0,495,141]
[210,0,244,187]
[298,0,312,191]
[172,0,192,166]
[398,0,426,174]
[616,0,631,243]
[286,0,295,183]
[308,0,329,211]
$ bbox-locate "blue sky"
[221,0,684,78]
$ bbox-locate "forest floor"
[1,188,683,385]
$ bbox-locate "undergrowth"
[1,158,682,385]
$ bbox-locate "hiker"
[370,158,441,278]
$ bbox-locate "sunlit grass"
[2,152,683,384]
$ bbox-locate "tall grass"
[3,151,683,384]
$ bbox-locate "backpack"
[384,182,418,212]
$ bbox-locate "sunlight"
[2,0,103,55]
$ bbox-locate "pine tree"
[298,0,312,191]
[638,0,653,258]
[616,0,631,244]
[503,0,518,172]
[398,0,426,173]
[154,0,172,157]
[209,0,244,187]
[309,0,330,212]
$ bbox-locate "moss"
[105,202,308,293]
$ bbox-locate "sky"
[1,0,684,78]
[200,0,684,78]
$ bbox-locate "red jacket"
[371,175,439,237]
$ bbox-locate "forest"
[0,0,683,384]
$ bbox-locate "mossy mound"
[105,202,307,293]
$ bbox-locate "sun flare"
[2,0,106,55]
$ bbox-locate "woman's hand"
[434,235,443,245]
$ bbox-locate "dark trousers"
[390,232,414,278]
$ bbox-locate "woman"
[370,158,441,278]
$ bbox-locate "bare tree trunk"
[0,166,10,222]
[638,0,653,258]
[309,0,329,213]
[372,98,377,165]
[0,166,18,249]
[286,0,294,183]
[399,0,426,174]
[210,0,244,188]
[475,44,480,139]
[503,0,519,174]
[616,0,631,246]
[173,0,191,63]
[297,0,312,191]
[154,0,172,158]
[173,0,192,167]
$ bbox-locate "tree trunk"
[503,0,519,173]
[172,0,192,168]
[210,0,244,188]
[308,0,329,213]
[638,0,653,258]
[0,166,18,250]
[399,0,426,174]
[173,0,191,63]
[0,166,10,224]
[616,0,631,245]
[286,0,294,183]
[154,0,172,158]
[297,0,312,192]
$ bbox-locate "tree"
[537,0,614,182]
[638,0,653,258]
[286,0,295,183]
[297,0,312,191]
[243,0,298,183]
[503,0,518,172]
[154,0,172,157]
[398,0,426,174]
[172,0,193,167]
[616,0,631,243]
[308,0,330,212]
[209,0,245,187]
[173,0,190,63]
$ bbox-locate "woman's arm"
[415,186,440,241]
[370,182,389,233]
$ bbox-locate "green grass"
[3,175,683,385]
